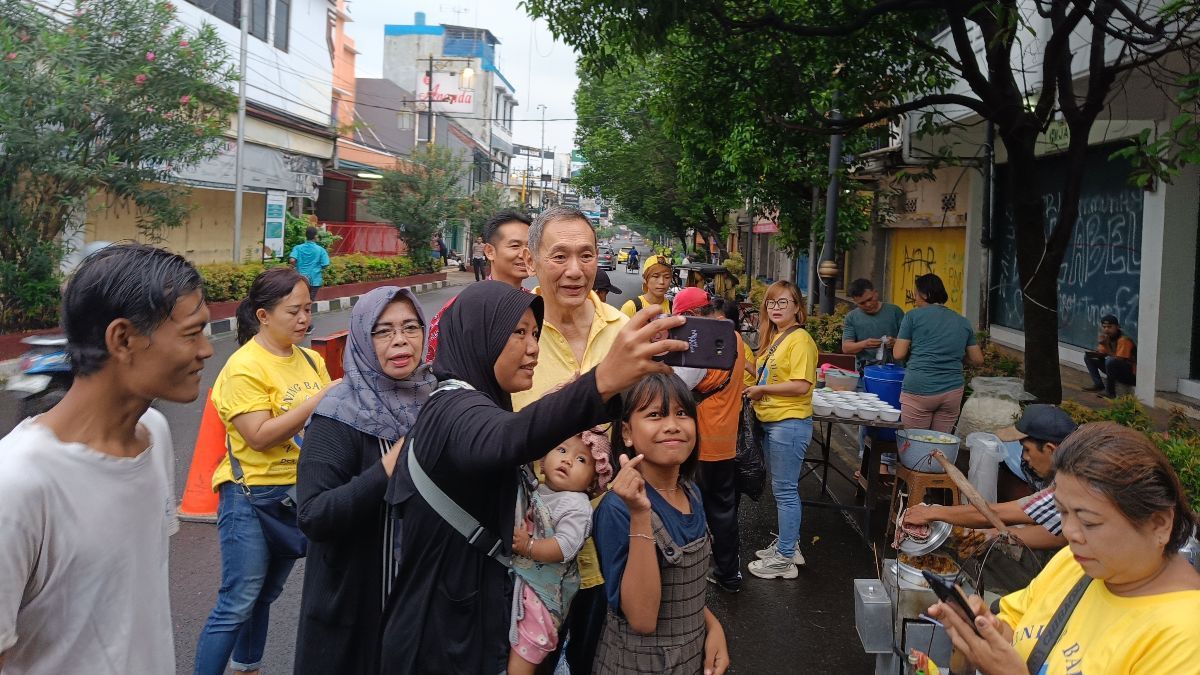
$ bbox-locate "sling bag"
[405,379,512,568]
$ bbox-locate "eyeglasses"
[371,321,424,342]
[765,298,792,310]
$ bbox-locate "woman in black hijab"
[379,281,686,674]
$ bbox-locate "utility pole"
[537,104,547,211]
[232,0,249,262]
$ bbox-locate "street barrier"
[178,389,225,523]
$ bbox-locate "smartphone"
[654,316,737,370]
[922,571,980,635]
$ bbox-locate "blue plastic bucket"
[864,364,905,440]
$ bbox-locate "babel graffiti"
[990,144,1142,348]
[888,227,966,313]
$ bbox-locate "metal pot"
[894,554,959,587]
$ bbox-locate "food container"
[853,579,893,654]
[857,407,879,421]
[894,552,960,586]
[825,369,860,391]
[813,402,833,417]
[878,408,901,423]
[898,520,953,555]
[834,403,856,418]
[897,429,960,473]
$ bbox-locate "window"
[274,0,290,51]
[186,0,238,27]
[250,0,268,40]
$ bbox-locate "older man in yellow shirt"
[511,206,628,673]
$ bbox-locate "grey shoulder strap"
[405,435,511,568]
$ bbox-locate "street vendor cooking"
[900,405,1078,551]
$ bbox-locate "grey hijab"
[313,286,437,442]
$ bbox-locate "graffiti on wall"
[888,227,966,313]
[990,145,1141,348]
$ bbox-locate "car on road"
[616,246,635,264]
[599,247,616,270]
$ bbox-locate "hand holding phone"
[653,316,737,371]
[923,571,980,636]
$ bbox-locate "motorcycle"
[5,334,72,418]
[625,255,640,274]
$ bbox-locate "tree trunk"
[1005,137,1064,402]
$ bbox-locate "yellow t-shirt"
[999,547,1200,674]
[742,341,757,388]
[752,328,817,423]
[618,295,670,319]
[211,339,331,489]
[513,290,628,589]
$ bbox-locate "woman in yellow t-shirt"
[195,267,336,675]
[619,254,672,317]
[930,422,1200,674]
[744,280,817,580]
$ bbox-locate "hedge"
[198,254,425,303]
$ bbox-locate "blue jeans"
[194,483,297,674]
[762,417,813,558]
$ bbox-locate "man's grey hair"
[528,206,595,256]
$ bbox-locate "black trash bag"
[735,405,766,501]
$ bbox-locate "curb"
[202,280,450,338]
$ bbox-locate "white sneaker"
[747,552,798,579]
[755,536,806,566]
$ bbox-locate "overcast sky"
[344,1,580,158]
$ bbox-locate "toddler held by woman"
[508,428,613,674]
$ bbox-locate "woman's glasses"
[371,321,424,342]
[765,298,792,310]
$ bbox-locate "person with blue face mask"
[902,405,1079,551]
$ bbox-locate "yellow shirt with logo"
[742,341,757,388]
[618,295,670,319]
[999,546,1200,674]
[752,328,817,423]
[513,290,628,589]
[211,339,331,489]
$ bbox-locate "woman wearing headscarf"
[294,287,437,674]
[378,281,687,674]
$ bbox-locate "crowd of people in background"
[0,206,1196,675]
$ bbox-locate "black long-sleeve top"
[378,370,619,674]
[294,415,392,675]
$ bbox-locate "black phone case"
[657,316,737,370]
[923,571,981,635]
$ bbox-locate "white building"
[85,0,337,263]
[381,12,518,185]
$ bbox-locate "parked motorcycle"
[5,334,72,418]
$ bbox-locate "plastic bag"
[957,377,1034,439]
[965,432,1005,504]
[735,405,766,501]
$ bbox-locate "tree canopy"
[0,0,237,330]
[525,0,1200,401]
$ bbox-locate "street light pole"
[232,0,249,262]
[537,104,547,211]
[819,95,843,315]
[426,54,434,146]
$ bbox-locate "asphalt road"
[2,239,877,674]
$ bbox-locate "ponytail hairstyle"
[1053,422,1198,555]
[236,267,309,345]
[756,280,806,359]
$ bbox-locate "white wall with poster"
[263,190,288,260]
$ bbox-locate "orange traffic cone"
[178,389,226,523]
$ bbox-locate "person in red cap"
[670,286,752,592]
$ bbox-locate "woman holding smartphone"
[743,280,818,580]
